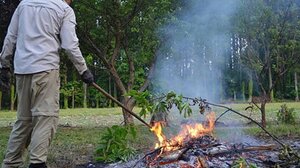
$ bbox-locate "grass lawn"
[0,108,125,128]
[0,107,154,167]
[0,102,300,167]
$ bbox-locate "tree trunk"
[64,95,68,109]
[233,91,237,101]
[241,81,246,102]
[248,77,253,102]
[121,96,134,125]
[0,90,2,111]
[295,72,299,101]
[10,84,15,111]
[113,82,117,107]
[268,66,274,102]
[62,73,68,109]
[219,83,224,102]
[96,98,99,108]
[83,83,87,108]
[72,87,75,109]
[260,101,267,128]
[108,75,112,107]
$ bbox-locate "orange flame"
[150,122,167,149]
[151,112,215,152]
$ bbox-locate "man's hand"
[81,69,94,84]
[0,68,11,90]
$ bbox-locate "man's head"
[65,0,73,5]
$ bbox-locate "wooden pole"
[91,82,151,128]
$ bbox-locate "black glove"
[0,68,11,90]
[81,69,94,84]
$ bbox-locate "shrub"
[277,104,296,124]
[95,125,137,163]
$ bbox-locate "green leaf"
[95,125,137,163]
[166,91,176,100]
[139,108,147,118]
[129,126,137,139]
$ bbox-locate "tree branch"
[122,0,145,27]
[110,24,122,67]
[123,36,135,91]
[84,35,111,69]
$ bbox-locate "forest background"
[1,0,300,127]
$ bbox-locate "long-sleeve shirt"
[0,0,87,75]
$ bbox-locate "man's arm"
[60,8,88,75]
[0,7,19,69]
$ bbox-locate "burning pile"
[131,112,286,168]
[93,96,299,168]
[150,112,215,153]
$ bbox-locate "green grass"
[210,102,300,124]
[47,127,107,168]
[0,103,300,167]
[0,107,153,167]
[243,124,300,137]
[0,108,125,127]
[0,127,10,164]
[0,125,154,168]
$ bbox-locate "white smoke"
[152,0,239,102]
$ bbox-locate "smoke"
[149,0,270,146]
[152,0,239,102]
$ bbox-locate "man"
[0,0,94,167]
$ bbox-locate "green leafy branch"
[95,125,137,163]
[127,90,193,118]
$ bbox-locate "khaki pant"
[2,70,60,168]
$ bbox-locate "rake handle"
[91,82,151,128]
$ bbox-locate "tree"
[235,0,300,127]
[74,0,180,124]
[293,67,300,101]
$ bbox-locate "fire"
[150,122,166,149]
[151,112,215,152]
